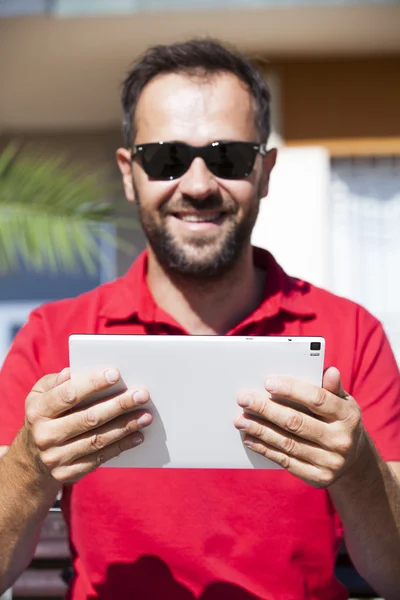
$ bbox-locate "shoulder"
[302,281,399,400]
[258,247,381,334]
[8,277,127,375]
[301,278,382,334]
[34,279,114,320]
[25,275,128,342]
[29,253,147,331]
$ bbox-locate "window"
[330,156,400,361]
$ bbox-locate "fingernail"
[237,417,248,430]
[133,390,148,405]
[238,394,253,408]
[265,378,278,393]
[105,369,119,384]
[137,414,151,426]
[131,434,143,447]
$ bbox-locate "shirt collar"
[99,247,315,326]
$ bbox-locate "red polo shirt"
[1,248,399,600]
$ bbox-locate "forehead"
[134,71,258,144]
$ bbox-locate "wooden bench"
[10,512,379,599]
[12,510,70,599]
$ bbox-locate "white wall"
[251,145,331,289]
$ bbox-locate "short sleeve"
[351,306,400,462]
[0,309,50,445]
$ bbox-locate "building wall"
[274,56,400,147]
[2,54,399,280]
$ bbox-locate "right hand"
[23,367,152,483]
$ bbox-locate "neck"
[146,246,265,335]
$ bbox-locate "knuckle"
[259,398,269,416]
[329,453,345,472]
[25,403,40,426]
[124,415,138,433]
[114,439,125,457]
[334,434,352,456]
[285,411,304,434]
[319,469,335,487]
[60,381,77,405]
[281,435,297,455]
[115,435,135,457]
[40,449,61,470]
[96,451,106,468]
[90,433,106,451]
[348,404,362,428]
[82,408,100,430]
[117,392,134,412]
[259,444,270,459]
[279,453,291,470]
[253,421,265,439]
[33,426,52,451]
[312,388,327,409]
[51,466,70,484]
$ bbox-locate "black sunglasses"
[131,141,267,181]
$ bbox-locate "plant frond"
[0,144,137,276]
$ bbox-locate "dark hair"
[121,38,271,147]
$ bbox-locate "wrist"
[13,426,61,496]
[330,430,377,493]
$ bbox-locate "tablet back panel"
[69,335,325,469]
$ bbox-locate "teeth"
[178,213,221,223]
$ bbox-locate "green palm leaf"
[0,143,135,276]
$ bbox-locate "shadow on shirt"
[88,555,263,600]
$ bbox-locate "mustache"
[161,195,237,214]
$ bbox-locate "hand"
[24,368,152,483]
[234,367,366,488]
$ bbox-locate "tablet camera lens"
[310,342,321,351]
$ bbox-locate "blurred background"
[0,2,399,597]
[1,0,400,364]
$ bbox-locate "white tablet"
[69,335,325,470]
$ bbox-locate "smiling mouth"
[171,212,226,224]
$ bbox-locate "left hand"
[234,367,367,488]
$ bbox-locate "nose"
[178,157,219,200]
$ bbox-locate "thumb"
[322,366,347,398]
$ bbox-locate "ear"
[116,148,136,203]
[260,148,277,198]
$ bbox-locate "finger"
[238,390,329,446]
[40,409,151,468]
[243,436,337,488]
[56,367,71,386]
[37,388,151,447]
[37,368,123,419]
[235,415,344,471]
[322,367,348,399]
[31,372,63,395]
[50,433,143,484]
[263,376,352,422]
[29,369,71,400]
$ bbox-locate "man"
[0,39,399,600]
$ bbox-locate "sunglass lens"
[208,143,256,179]
[141,144,190,180]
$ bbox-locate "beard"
[134,184,262,280]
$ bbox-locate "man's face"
[117,71,275,278]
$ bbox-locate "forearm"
[329,434,400,600]
[0,428,61,594]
